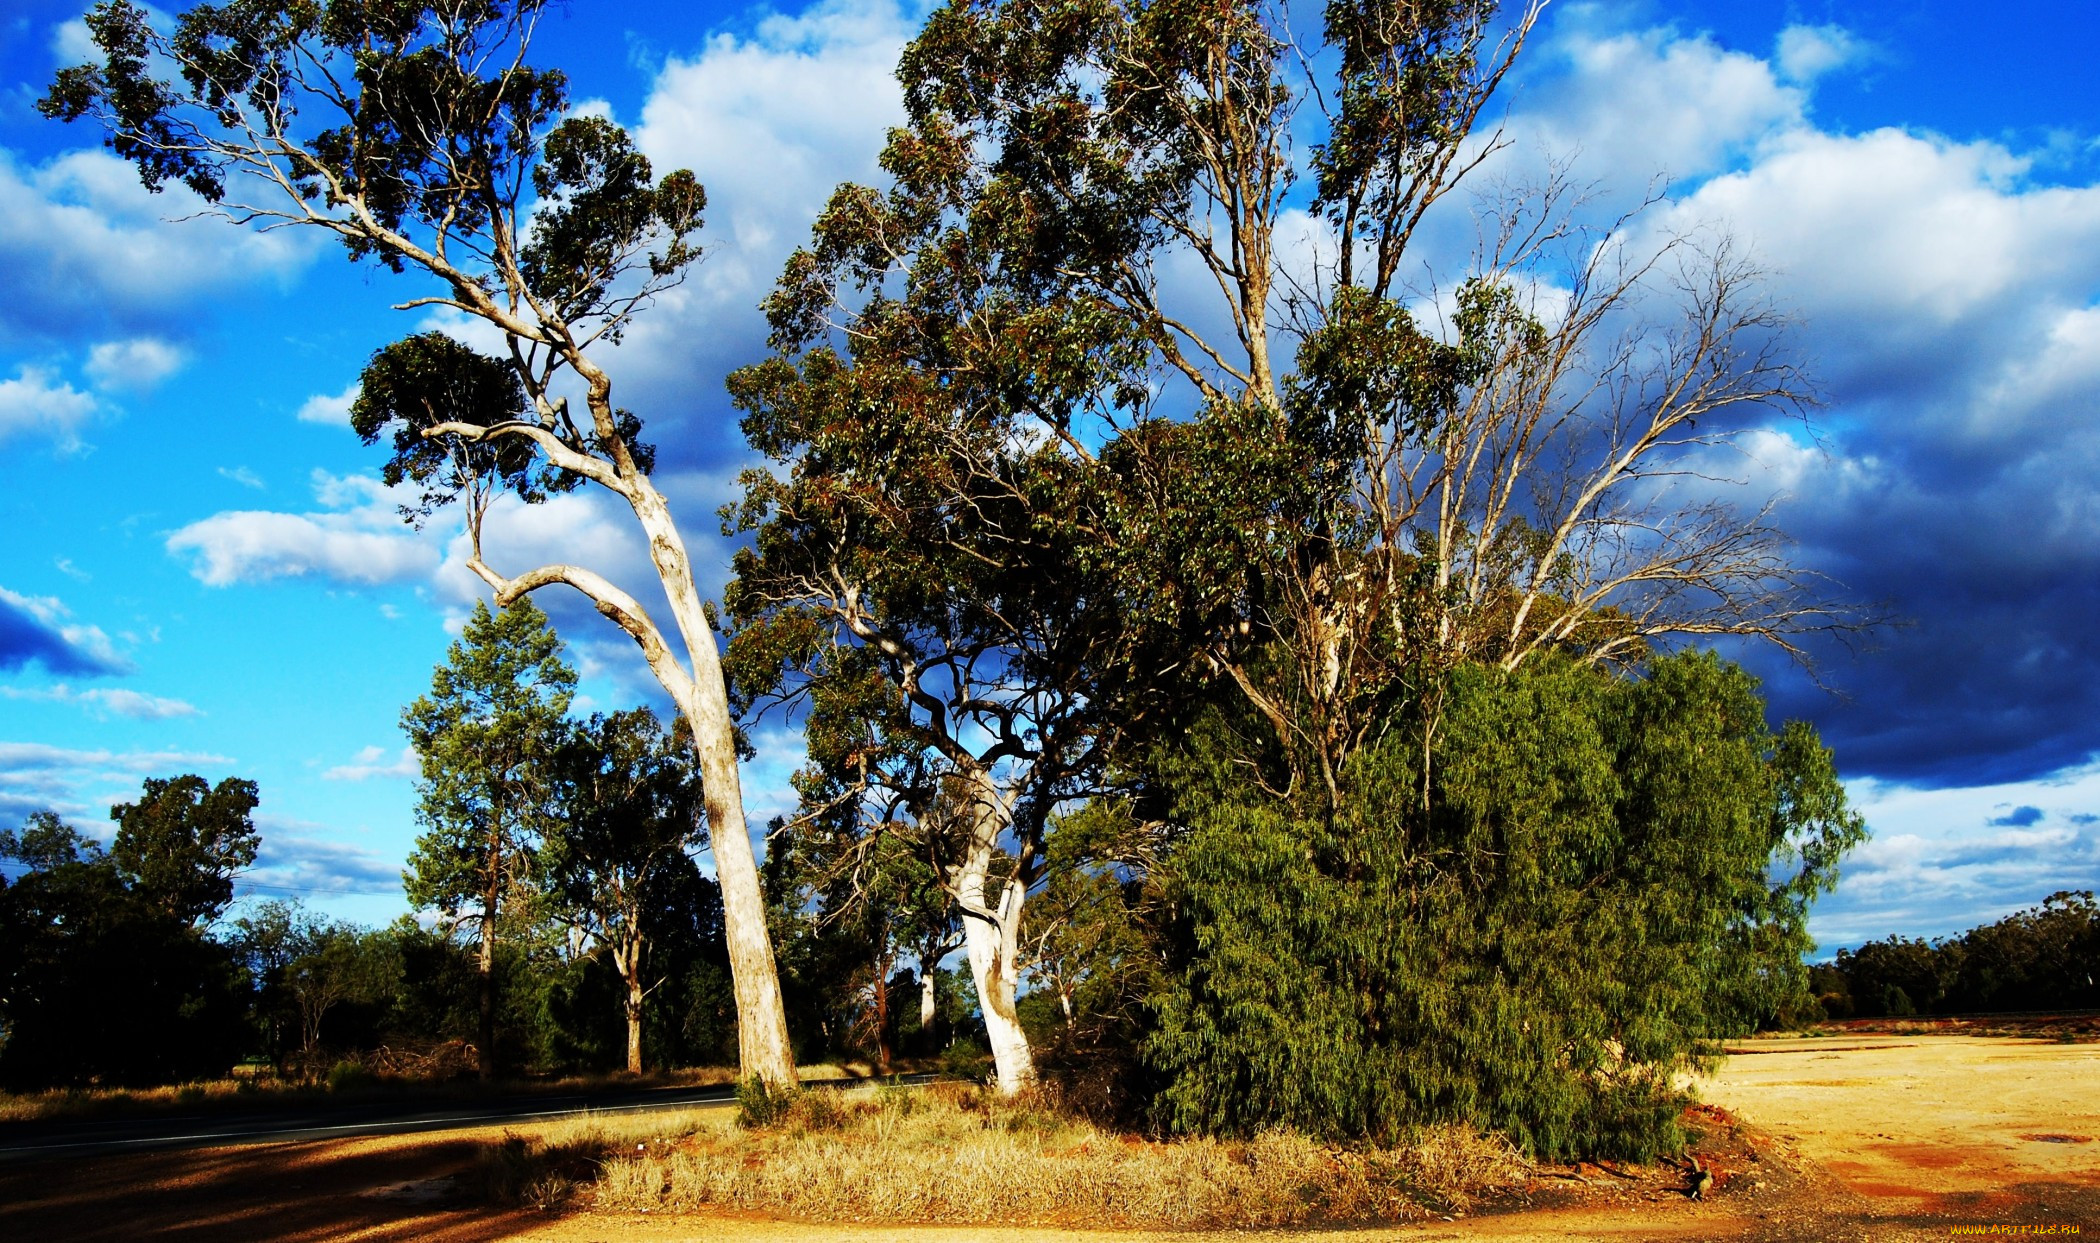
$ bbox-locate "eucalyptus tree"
[541,707,707,1074]
[45,0,796,1084]
[730,0,1853,1098]
[403,597,573,1078]
[109,774,260,928]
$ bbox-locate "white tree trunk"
[952,768,1034,1095]
[628,483,799,1089]
[919,964,938,1034]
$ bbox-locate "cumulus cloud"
[1507,21,1805,187]
[1773,24,1870,85]
[555,0,919,458]
[0,148,314,340]
[322,745,417,781]
[0,364,97,451]
[0,683,200,720]
[0,586,130,676]
[167,470,441,587]
[296,384,357,426]
[84,337,186,392]
[1446,13,2100,791]
[1809,767,2100,947]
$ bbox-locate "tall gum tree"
[732,0,1860,1093]
[43,0,797,1084]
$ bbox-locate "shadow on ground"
[0,1130,546,1243]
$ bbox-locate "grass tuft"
[584,1082,1528,1228]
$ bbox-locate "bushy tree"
[542,707,710,1073]
[110,774,260,928]
[1148,652,1864,1158]
[0,810,248,1087]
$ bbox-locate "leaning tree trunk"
[953,768,1035,1095]
[628,482,800,1090]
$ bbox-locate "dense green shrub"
[1147,652,1863,1159]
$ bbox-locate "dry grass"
[500,1082,1530,1229]
[0,1062,884,1126]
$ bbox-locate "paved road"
[0,1075,929,1163]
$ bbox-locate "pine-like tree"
[403,598,575,1078]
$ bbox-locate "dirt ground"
[1,1035,2091,1241]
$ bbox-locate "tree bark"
[952,768,1035,1094]
[476,896,496,1082]
[872,951,891,1076]
[959,875,1034,1094]
[627,482,799,1090]
[625,977,645,1075]
[919,966,938,1036]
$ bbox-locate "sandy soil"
[3,1036,2092,1241]
[1693,1034,2100,1236]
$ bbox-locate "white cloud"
[296,384,357,426]
[0,683,201,720]
[167,470,441,587]
[85,337,186,391]
[1811,763,2100,947]
[243,827,404,896]
[51,17,100,64]
[565,0,917,431]
[1773,24,1869,85]
[1511,23,1805,186]
[0,148,314,338]
[217,465,265,489]
[0,364,97,451]
[321,745,417,781]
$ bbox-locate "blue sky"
[1,0,2097,950]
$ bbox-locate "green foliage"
[402,598,575,922]
[0,810,249,1088]
[109,774,260,928]
[735,1075,801,1129]
[1148,651,1864,1159]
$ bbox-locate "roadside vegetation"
[24,0,2066,1223]
[0,1064,895,1127]
[479,1081,1530,1228]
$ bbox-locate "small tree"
[542,707,707,1074]
[110,774,259,928]
[403,597,574,1078]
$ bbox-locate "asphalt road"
[0,1074,929,1163]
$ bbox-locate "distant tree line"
[1808,892,2100,1020]
[0,601,988,1092]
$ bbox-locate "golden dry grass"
[0,1062,885,1125]
[495,1082,1530,1230]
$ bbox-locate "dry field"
[0,1035,2092,1241]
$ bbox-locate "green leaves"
[522,116,705,324]
[401,598,575,920]
[109,773,261,928]
[1150,651,1866,1158]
